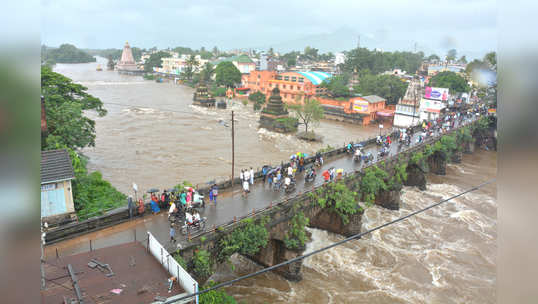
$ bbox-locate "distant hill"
[42,44,96,64]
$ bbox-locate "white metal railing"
[147,232,198,304]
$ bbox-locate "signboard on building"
[424,86,449,101]
[420,98,445,113]
[353,99,369,113]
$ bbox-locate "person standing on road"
[287,165,293,177]
[127,195,134,219]
[212,184,218,204]
[250,167,254,185]
[170,224,176,243]
[240,169,244,182]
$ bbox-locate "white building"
[419,98,446,121]
[334,52,346,65]
[393,79,421,127]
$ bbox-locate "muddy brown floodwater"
[54,57,380,195]
[53,58,496,303]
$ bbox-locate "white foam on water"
[76,80,148,86]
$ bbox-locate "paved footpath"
[48,117,474,256]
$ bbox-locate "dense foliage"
[284,209,310,249]
[343,47,424,75]
[88,47,143,62]
[353,74,409,104]
[199,281,237,304]
[387,161,408,191]
[41,66,106,149]
[42,67,126,219]
[218,218,269,262]
[215,61,242,87]
[42,44,96,64]
[289,98,324,134]
[192,249,213,280]
[248,91,266,111]
[200,62,214,83]
[311,180,360,224]
[359,166,388,205]
[320,75,352,97]
[273,117,299,132]
[144,51,170,73]
[429,71,470,93]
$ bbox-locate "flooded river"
[53,57,379,195]
[224,150,497,304]
[52,59,496,303]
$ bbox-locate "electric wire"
[166,178,495,303]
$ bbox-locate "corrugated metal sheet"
[41,149,75,184]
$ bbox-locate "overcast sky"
[41,0,497,59]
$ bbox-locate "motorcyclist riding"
[354,148,362,161]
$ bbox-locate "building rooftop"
[297,71,332,85]
[363,95,386,104]
[41,242,184,304]
[41,149,75,184]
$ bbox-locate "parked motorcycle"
[305,167,316,182]
[284,178,296,194]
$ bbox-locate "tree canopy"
[200,62,214,83]
[320,75,352,98]
[248,91,266,111]
[289,97,324,134]
[42,44,96,64]
[353,74,409,104]
[446,49,457,62]
[143,51,170,73]
[343,47,424,75]
[41,66,106,150]
[215,61,241,87]
[429,71,470,93]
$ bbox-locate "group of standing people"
[240,167,254,196]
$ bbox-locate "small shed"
[41,149,76,225]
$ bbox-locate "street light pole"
[231,110,235,188]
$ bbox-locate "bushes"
[284,210,309,249]
[274,117,299,132]
[387,161,408,191]
[192,249,212,280]
[248,91,266,111]
[359,166,388,206]
[199,281,237,304]
[173,251,187,269]
[311,180,360,224]
[218,218,269,262]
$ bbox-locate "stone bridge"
[176,118,488,283]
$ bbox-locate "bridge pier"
[405,163,427,190]
[463,141,475,154]
[428,152,447,175]
[307,206,363,237]
[249,239,304,281]
[375,188,401,210]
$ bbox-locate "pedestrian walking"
[170,224,176,243]
[250,167,254,185]
[212,184,218,204]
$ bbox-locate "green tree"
[43,44,96,63]
[303,46,319,60]
[200,62,214,82]
[106,55,115,70]
[344,47,423,75]
[289,98,324,134]
[446,49,457,62]
[268,47,274,57]
[458,55,467,64]
[465,59,489,76]
[427,54,440,62]
[183,54,199,80]
[429,71,470,93]
[353,74,409,104]
[143,51,170,73]
[312,180,360,224]
[41,66,106,150]
[320,75,351,97]
[215,61,241,87]
[212,46,219,56]
[483,52,497,70]
[173,46,195,56]
[248,91,266,111]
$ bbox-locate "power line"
[166,178,495,303]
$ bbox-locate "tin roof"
[41,149,75,184]
[363,95,386,104]
[297,71,332,85]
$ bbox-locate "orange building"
[245,70,332,104]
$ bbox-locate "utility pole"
[231,110,235,188]
[357,35,361,48]
[414,42,417,53]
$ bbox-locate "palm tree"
[184,54,199,80]
[200,62,214,82]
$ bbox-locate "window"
[276,75,282,80]
[299,77,304,82]
[284,76,289,81]
[257,74,261,78]
[292,76,297,81]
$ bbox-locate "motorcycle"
[362,152,373,163]
[378,148,389,158]
[184,187,205,209]
[305,168,316,182]
[180,217,207,235]
[284,178,296,194]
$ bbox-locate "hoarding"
[424,86,449,101]
[420,98,445,113]
[353,99,369,113]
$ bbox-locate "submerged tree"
[289,97,324,134]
